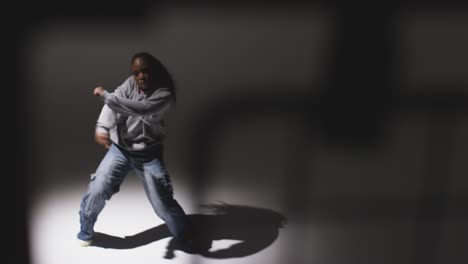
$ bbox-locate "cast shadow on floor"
[92,203,287,259]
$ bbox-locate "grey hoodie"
[95,76,173,151]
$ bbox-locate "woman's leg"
[133,158,191,240]
[77,144,132,241]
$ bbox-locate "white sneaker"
[79,239,93,247]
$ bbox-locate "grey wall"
[21,3,468,264]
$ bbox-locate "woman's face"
[131,57,153,90]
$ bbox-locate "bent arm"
[100,89,172,117]
[96,104,116,134]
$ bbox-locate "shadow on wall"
[91,203,287,259]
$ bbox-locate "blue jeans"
[77,143,190,241]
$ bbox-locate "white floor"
[28,174,433,264]
[28,176,288,264]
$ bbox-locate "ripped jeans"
[77,143,190,241]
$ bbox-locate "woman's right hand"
[95,132,111,149]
